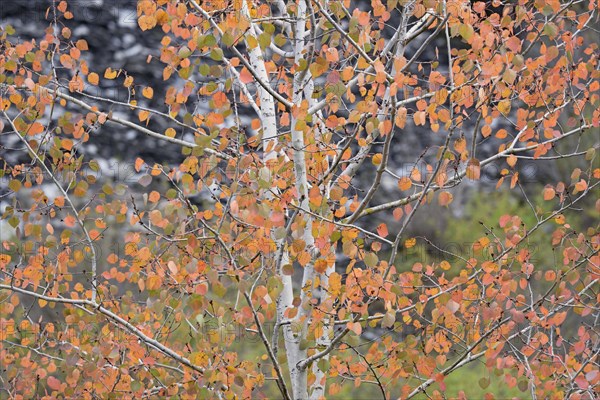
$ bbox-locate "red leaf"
[376,223,388,237]
[47,376,61,391]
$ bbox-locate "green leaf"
[178,46,192,58]
[258,32,271,50]
[102,184,113,195]
[543,23,558,39]
[267,276,283,298]
[459,24,474,41]
[222,31,235,47]
[478,377,490,389]
[165,188,178,199]
[88,160,99,172]
[518,379,529,392]
[198,63,210,76]
[8,179,21,192]
[364,252,378,268]
[210,48,223,61]
[317,358,329,373]
[213,282,227,297]
[8,216,19,228]
[331,231,341,242]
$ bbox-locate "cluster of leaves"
[0,0,599,399]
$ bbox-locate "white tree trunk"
[239,1,298,397]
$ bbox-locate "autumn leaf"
[506,154,517,167]
[376,223,388,237]
[543,186,555,200]
[438,191,453,206]
[1,2,597,399]
[47,376,61,391]
[104,67,118,79]
[404,238,417,248]
[88,72,99,85]
[398,177,412,191]
[142,86,154,99]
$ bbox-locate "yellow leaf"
[497,100,511,115]
[440,260,451,270]
[146,275,162,290]
[165,128,176,138]
[104,68,118,79]
[405,238,417,248]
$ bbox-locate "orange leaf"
[466,158,480,180]
[239,67,254,84]
[28,122,44,136]
[438,191,453,206]
[481,125,491,137]
[76,39,88,50]
[314,259,328,273]
[47,376,61,391]
[135,157,145,172]
[298,251,311,266]
[395,107,407,128]
[88,72,99,85]
[413,111,426,126]
[142,86,154,99]
[393,207,404,220]
[543,186,555,200]
[507,154,517,167]
[347,322,362,335]
[148,191,160,203]
[372,153,383,165]
[64,215,77,228]
[552,311,567,326]
[454,137,467,154]
[398,177,412,191]
[574,179,588,192]
[138,14,157,31]
[376,223,388,237]
[61,138,73,150]
[139,110,150,122]
[146,275,162,290]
